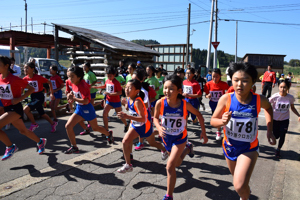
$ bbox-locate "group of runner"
[0,55,299,200]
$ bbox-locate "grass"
[59,60,71,68]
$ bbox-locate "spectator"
[137,61,143,69]
[184,64,191,73]
[159,64,167,72]
[225,66,232,86]
[10,57,21,77]
[262,64,276,98]
[118,60,127,79]
[205,70,212,82]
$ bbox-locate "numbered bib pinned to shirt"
[225,117,258,143]
[161,116,186,136]
[129,109,145,127]
[0,84,13,100]
[210,90,223,102]
[183,85,193,94]
[74,91,83,105]
[106,84,114,93]
[275,101,290,113]
[28,81,39,92]
[51,80,57,90]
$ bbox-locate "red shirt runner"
[0,73,28,107]
[183,79,202,99]
[23,74,48,93]
[50,75,64,90]
[204,80,229,102]
[105,78,122,103]
[67,79,91,105]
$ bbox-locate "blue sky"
[1,0,299,62]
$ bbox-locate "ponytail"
[138,90,145,101]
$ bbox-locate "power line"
[220,19,300,26]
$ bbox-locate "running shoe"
[5,123,11,130]
[64,146,79,154]
[162,195,173,200]
[124,123,129,133]
[37,138,47,154]
[161,150,169,160]
[186,142,195,158]
[1,144,18,161]
[117,163,133,173]
[275,150,281,158]
[106,130,114,144]
[53,119,58,122]
[80,129,90,135]
[215,131,222,140]
[87,124,91,129]
[134,142,144,151]
[112,112,117,116]
[29,123,39,132]
[202,104,206,111]
[51,121,58,133]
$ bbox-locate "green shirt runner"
[145,76,160,99]
[84,71,98,94]
[156,76,165,96]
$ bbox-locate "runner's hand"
[222,111,232,125]
[267,131,276,145]
[205,93,211,99]
[200,131,208,144]
[117,111,128,119]
[158,126,166,138]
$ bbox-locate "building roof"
[242,53,286,60]
[53,24,159,55]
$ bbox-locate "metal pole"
[54,25,59,61]
[213,0,218,69]
[21,18,22,31]
[186,3,191,68]
[31,17,33,33]
[24,0,27,32]
[10,23,11,30]
[206,0,215,71]
[44,22,46,34]
[235,21,238,63]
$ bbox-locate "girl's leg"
[114,107,128,126]
[166,142,186,197]
[88,118,110,136]
[233,151,258,200]
[103,104,113,130]
[146,132,166,152]
[65,113,84,146]
[175,144,192,167]
[79,121,88,130]
[122,128,139,165]
[24,106,36,124]
[11,118,40,143]
[51,99,60,121]
[41,113,54,125]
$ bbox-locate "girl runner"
[269,79,300,158]
[183,68,202,124]
[117,79,168,173]
[204,68,229,140]
[0,56,46,160]
[126,63,136,83]
[211,62,276,200]
[23,62,58,133]
[155,67,165,99]
[95,66,128,132]
[154,74,208,200]
[146,65,160,115]
[64,66,113,154]
[49,65,64,122]
[195,69,206,111]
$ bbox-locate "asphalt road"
[0,83,299,200]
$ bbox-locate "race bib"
[161,116,186,136]
[275,101,290,113]
[225,117,257,142]
[183,85,193,94]
[129,110,145,127]
[210,90,223,102]
[28,81,39,92]
[106,84,114,93]
[74,91,83,105]
[51,80,57,90]
[0,84,13,100]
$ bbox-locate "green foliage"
[288,59,300,67]
[284,65,300,75]
[192,48,241,68]
[130,39,160,46]
[59,60,71,68]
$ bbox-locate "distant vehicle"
[29,58,67,80]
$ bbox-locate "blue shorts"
[54,90,62,99]
[209,100,218,114]
[74,103,97,121]
[91,92,96,99]
[131,123,153,138]
[222,139,259,161]
[0,100,3,107]
[106,101,121,108]
[161,133,187,152]
[151,99,158,108]
[185,98,200,121]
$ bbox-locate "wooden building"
[242,53,286,78]
[145,44,192,72]
[54,24,160,81]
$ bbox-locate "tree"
[130,39,160,46]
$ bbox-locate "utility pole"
[206,0,215,71]
[24,0,27,32]
[185,3,191,68]
[213,0,218,69]
[235,21,238,62]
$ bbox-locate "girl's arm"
[210,94,230,128]
[186,102,208,143]
[153,99,166,137]
[91,80,97,86]
[104,90,122,96]
[185,93,202,98]
[261,95,276,145]
[47,80,55,100]
[290,104,300,121]
[92,85,106,89]
[72,96,89,105]
[55,83,65,93]
[117,99,146,122]
[12,84,34,105]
